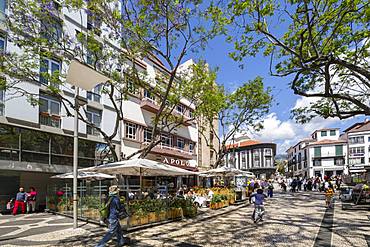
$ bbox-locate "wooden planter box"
[129,215,141,227]
[156,211,167,222]
[148,212,156,223]
[210,202,222,210]
[140,215,149,225]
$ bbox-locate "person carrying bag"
[97,185,128,247]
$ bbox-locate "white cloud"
[248,96,349,154]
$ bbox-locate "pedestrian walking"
[13,187,26,215]
[291,179,297,192]
[297,178,302,191]
[325,183,335,208]
[26,187,37,213]
[96,185,128,247]
[267,182,274,198]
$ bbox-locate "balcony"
[312,153,345,160]
[173,111,194,126]
[142,142,194,160]
[140,98,160,114]
[39,112,61,128]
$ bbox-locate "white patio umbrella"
[198,166,244,177]
[84,158,197,192]
[51,171,116,180]
[85,158,197,177]
[51,171,116,206]
[236,171,256,178]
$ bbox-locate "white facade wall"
[347,130,370,172]
[1,3,121,145]
[289,129,348,178]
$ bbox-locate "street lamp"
[67,60,110,228]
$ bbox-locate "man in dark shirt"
[13,187,26,215]
[96,185,126,247]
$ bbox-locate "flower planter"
[40,112,50,117]
[47,203,56,211]
[140,215,149,225]
[148,212,156,223]
[129,215,140,227]
[156,211,166,222]
[51,115,61,120]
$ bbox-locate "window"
[335,145,343,156]
[334,158,345,166]
[264,148,272,156]
[0,35,5,51]
[313,160,321,166]
[39,95,61,128]
[177,138,184,150]
[241,152,246,168]
[40,58,61,87]
[253,150,260,167]
[189,110,193,118]
[349,146,365,156]
[161,134,172,147]
[87,84,102,103]
[210,131,214,144]
[40,17,62,42]
[143,89,155,102]
[144,128,152,142]
[349,157,365,165]
[87,9,102,35]
[349,136,364,144]
[314,147,321,157]
[321,131,327,137]
[176,104,185,115]
[127,81,139,95]
[330,130,336,136]
[0,0,6,15]
[86,107,102,136]
[189,142,194,153]
[0,89,4,116]
[125,123,136,140]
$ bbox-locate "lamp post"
[67,60,110,228]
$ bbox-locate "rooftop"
[307,139,347,146]
[226,139,262,149]
[344,120,370,133]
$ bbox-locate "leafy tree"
[0,0,225,162]
[198,76,272,168]
[228,0,370,122]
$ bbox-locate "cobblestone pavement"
[1,191,369,247]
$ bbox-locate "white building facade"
[344,120,370,174]
[225,136,276,179]
[287,128,348,178]
[0,1,202,210]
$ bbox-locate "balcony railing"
[140,97,160,114]
[312,153,345,159]
[39,113,61,128]
[142,142,193,160]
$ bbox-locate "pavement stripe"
[314,206,334,247]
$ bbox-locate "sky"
[194,35,366,155]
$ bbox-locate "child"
[6,198,15,213]
[325,185,334,208]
